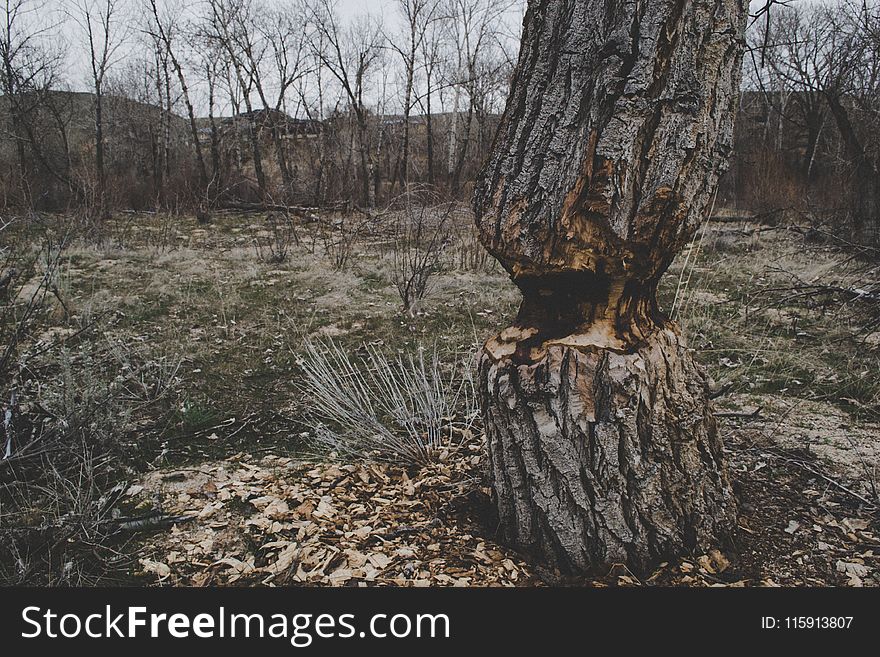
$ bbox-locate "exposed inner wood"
[485,269,665,361]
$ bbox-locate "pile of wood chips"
[134,440,540,587]
[132,429,879,587]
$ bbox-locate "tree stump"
[473,0,747,574]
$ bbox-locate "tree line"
[1,0,879,242]
[0,0,520,218]
[726,0,880,241]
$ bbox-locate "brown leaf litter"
[131,427,879,588]
[134,440,539,587]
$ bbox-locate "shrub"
[295,339,478,465]
[0,221,183,584]
[390,198,453,314]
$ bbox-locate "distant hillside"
[0,89,190,151]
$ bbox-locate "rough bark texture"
[480,329,733,574]
[473,0,748,574]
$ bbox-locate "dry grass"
[295,339,477,465]
[664,220,880,498]
[2,209,879,584]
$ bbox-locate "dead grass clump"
[295,339,477,466]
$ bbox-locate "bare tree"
[307,0,383,207]
[473,0,747,574]
[415,3,447,185]
[68,0,129,219]
[825,1,880,230]
[443,0,515,193]
[758,1,880,232]
[203,0,268,199]
[0,0,527,212]
[144,0,209,201]
[0,0,65,204]
[105,46,166,202]
[248,0,311,200]
[386,0,441,191]
[192,32,225,197]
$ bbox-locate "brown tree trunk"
[246,111,267,200]
[269,119,293,200]
[94,87,108,219]
[473,0,747,575]
[824,90,879,230]
[179,71,209,193]
[426,80,435,185]
[207,65,223,198]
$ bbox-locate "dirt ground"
[4,210,879,586]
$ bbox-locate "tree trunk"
[824,90,879,230]
[152,57,165,201]
[163,63,173,183]
[451,104,473,194]
[94,87,108,219]
[802,105,824,180]
[207,66,222,199]
[447,85,460,181]
[179,70,209,193]
[238,85,267,200]
[480,328,732,574]
[357,113,373,208]
[271,122,294,200]
[473,0,747,575]
[398,54,416,191]
[426,78,435,185]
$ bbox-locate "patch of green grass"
[173,400,221,434]
[666,225,880,420]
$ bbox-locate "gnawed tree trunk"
[473,0,748,575]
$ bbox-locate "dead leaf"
[709,549,730,573]
[843,518,870,532]
[313,496,336,519]
[140,559,171,579]
[368,553,391,570]
[836,560,869,578]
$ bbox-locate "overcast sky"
[52,0,408,87]
[42,0,774,116]
[45,0,525,103]
[336,0,392,17]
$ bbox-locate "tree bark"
[480,328,732,574]
[473,0,747,575]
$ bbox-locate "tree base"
[478,327,736,576]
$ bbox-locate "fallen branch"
[0,512,195,539]
[366,518,443,544]
[709,382,735,399]
[715,407,763,420]
[114,513,196,532]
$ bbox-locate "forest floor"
[3,208,879,586]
